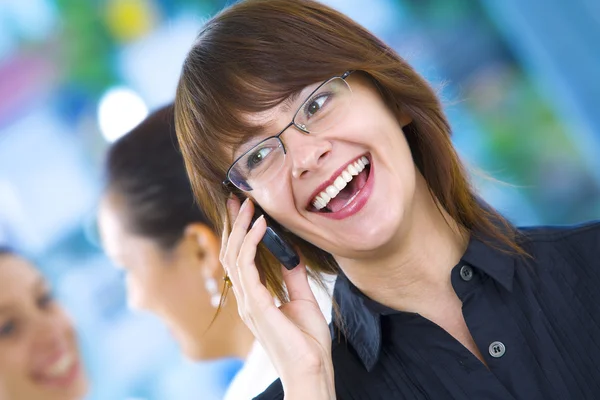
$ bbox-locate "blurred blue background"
[0,0,598,399]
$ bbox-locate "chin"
[345,222,401,254]
[28,373,88,400]
[69,378,89,400]
[327,203,407,256]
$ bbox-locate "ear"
[183,223,221,280]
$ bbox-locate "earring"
[205,277,221,308]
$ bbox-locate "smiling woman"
[97,104,281,399]
[174,1,600,399]
[0,248,88,400]
[98,104,257,360]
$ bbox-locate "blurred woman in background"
[97,104,285,399]
[0,247,88,400]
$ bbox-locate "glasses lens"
[294,77,351,133]
[228,137,285,191]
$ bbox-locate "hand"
[222,197,335,398]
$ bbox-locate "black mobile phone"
[235,195,300,270]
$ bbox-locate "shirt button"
[489,341,506,358]
[459,265,474,281]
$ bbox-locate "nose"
[284,127,332,179]
[33,311,71,352]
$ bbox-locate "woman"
[0,247,88,400]
[97,104,283,399]
[174,0,600,399]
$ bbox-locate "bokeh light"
[97,87,148,143]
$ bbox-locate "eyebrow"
[281,77,327,115]
[235,82,322,155]
[281,91,302,114]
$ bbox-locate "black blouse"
[255,221,600,399]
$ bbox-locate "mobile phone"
[235,195,300,270]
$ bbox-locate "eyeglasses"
[224,71,354,192]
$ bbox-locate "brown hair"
[105,104,214,251]
[175,0,522,303]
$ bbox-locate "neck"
[336,174,469,313]
[196,295,255,361]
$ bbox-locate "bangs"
[175,0,390,193]
[224,73,307,148]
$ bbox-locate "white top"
[223,274,336,400]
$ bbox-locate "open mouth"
[309,154,371,213]
[33,351,81,388]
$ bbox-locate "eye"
[304,93,330,119]
[38,291,55,310]
[246,146,274,170]
[0,320,17,338]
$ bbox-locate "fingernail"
[252,214,264,227]
[240,197,250,211]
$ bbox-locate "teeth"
[341,171,352,182]
[333,176,346,191]
[313,196,326,210]
[43,353,74,378]
[311,156,370,210]
[325,185,339,199]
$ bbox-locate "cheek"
[254,183,297,221]
[125,271,159,311]
[367,112,415,191]
[388,137,417,204]
[0,342,30,381]
[147,277,209,353]
[53,309,77,344]
[128,265,190,320]
[160,271,206,321]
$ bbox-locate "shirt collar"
[331,233,517,372]
[461,233,516,292]
[331,273,382,372]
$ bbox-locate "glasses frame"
[224,70,354,191]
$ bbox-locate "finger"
[281,259,318,303]
[220,218,243,302]
[220,196,239,262]
[226,199,254,263]
[220,218,230,264]
[225,198,254,269]
[224,198,255,300]
[236,215,273,305]
[226,195,242,223]
[221,196,245,301]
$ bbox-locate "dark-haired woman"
[174,0,600,399]
[97,105,261,398]
[0,247,89,400]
